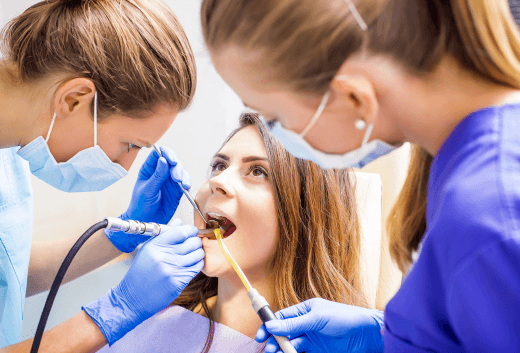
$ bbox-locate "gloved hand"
[106,146,191,253]
[256,298,384,353]
[83,219,204,345]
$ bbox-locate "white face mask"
[263,90,397,169]
[17,92,128,192]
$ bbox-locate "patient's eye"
[249,165,268,178]
[210,160,227,174]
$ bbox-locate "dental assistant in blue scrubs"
[201,0,520,351]
[0,0,204,352]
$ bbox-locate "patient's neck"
[213,275,275,339]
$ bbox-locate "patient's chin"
[200,245,229,277]
[201,264,230,279]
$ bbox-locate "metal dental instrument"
[152,145,219,229]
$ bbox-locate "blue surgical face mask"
[17,92,128,192]
[263,90,397,169]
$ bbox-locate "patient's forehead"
[218,125,268,159]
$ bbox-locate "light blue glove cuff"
[104,214,150,253]
[82,284,147,346]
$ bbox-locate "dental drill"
[31,217,212,353]
[30,217,295,353]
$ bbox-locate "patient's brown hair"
[173,113,367,352]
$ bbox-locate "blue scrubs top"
[383,103,520,351]
[0,147,33,347]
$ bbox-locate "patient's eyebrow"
[242,156,268,163]
[213,153,229,161]
[213,153,268,163]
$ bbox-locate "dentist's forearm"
[1,311,107,353]
[27,229,122,296]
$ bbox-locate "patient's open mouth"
[206,212,237,239]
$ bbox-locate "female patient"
[98,113,368,352]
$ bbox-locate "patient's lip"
[205,207,234,224]
[197,209,237,239]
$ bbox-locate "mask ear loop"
[345,0,368,31]
[299,91,330,138]
[361,123,374,146]
[94,91,98,147]
[45,113,57,143]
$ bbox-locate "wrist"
[82,287,142,346]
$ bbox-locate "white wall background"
[1,0,409,341]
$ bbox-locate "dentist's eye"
[259,114,278,130]
[127,143,142,153]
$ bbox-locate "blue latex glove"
[256,298,384,353]
[83,219,204,345]
[106,147,191,253]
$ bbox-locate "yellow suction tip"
[214,228,252,292]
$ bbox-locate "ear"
[330,74,379,126]
[53,78,96,119]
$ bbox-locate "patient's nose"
[209,170,235,197]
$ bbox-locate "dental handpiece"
[105,217,218,237]
[152,144,213,226]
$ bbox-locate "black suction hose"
[30,220,109,353]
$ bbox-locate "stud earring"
[355,119,366,130]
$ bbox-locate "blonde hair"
[201,0,520,271]
[2,0,196,118]
[173,113,367,353]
